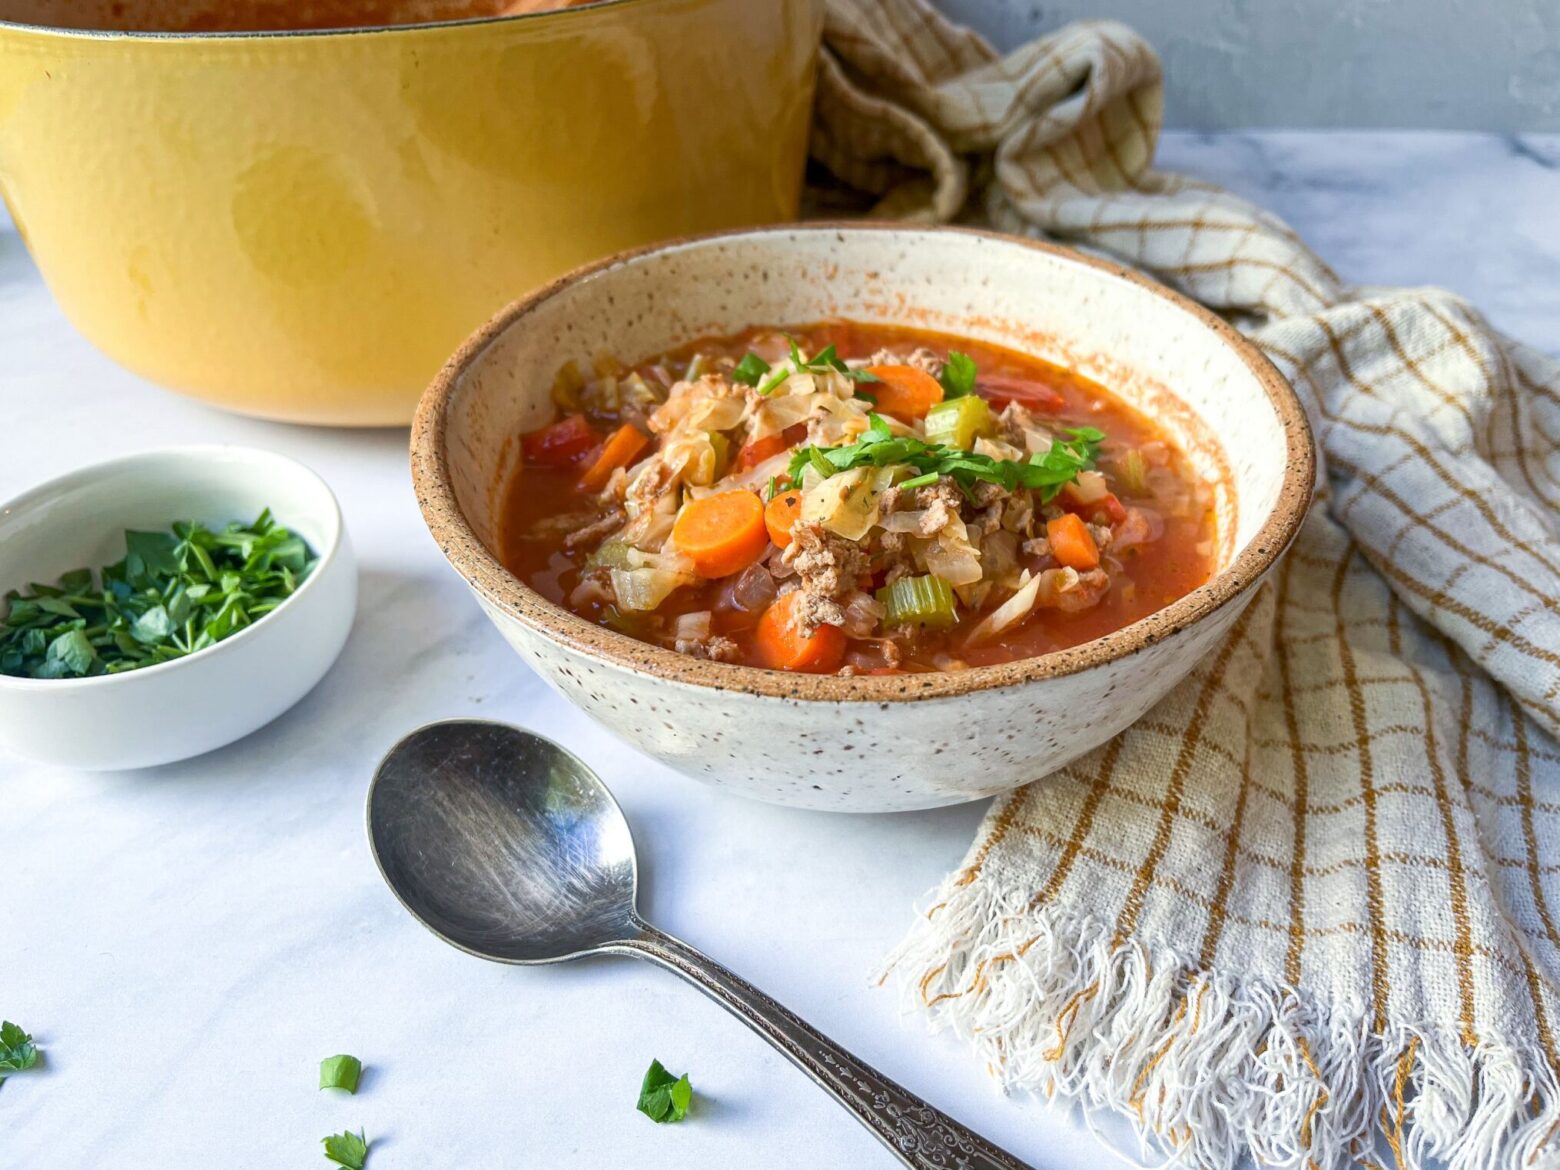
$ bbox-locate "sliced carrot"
[521,414,597,467]
[1046,512,1100,571]
[579,423,648,491]
[764,489,803,548]
[736,422,808,471]
[864,364,943,420]
[672,490,770,578]
[754,590,846,673]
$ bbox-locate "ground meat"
[1089,522,1113,552]
[1022,535,1052,559]
[1001,493,1035,534]
[562,507,627,550]
[968,480,1007,508]
[793,591,847,635]
[867,346,944,378]
[887,479,965,538]
[998,402,1051,453]
[970,501,1003,539]
[776,521,865,636]
[908,479,963,513]
[675,634,742,662]
[875,527,919,588]
[918,494,955,537]
[1051,568,1111,613]
[882,478,965,521]
[782,522,867,600]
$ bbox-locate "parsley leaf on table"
[636,1058,693,1124]
[322,1129,369,1169]
[0,1021,39,1087]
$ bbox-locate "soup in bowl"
[413,225,1313,811]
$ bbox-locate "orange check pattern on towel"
[814,5,1560,1169]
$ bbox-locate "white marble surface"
[3,132,1556,1169]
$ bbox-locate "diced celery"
[587,540,635,570]
[620,371,660,407]
[924,396,994,450]
[876,574,958,628]
[593,352,628,378]
[550,359,585,410]
[1117,449,1149,497]
[601,605,643,635]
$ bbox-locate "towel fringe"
[883,879,1560,1170]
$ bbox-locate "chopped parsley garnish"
[636,1058,693,1124]
[0,510,317,679]
[319,1054,362,1094]
[0,1021,39,1087]
[731,351,771,386]
[756,338,882,396]
[322,1129,368,1169]
[786,413,1105,503]
[938,350,977,398]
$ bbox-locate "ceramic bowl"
[0,0,821,425]
[0,446,357,770]
[413,225,1314,812]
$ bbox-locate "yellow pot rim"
[0,0,640,40]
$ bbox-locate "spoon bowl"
[366,719,1033,1170]
[367,720,639,963]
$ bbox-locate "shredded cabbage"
[920,516,982,585]
[800,466,894,541]
[610,567,688,611]
[965,570,1041,643]
[609,545,697,611]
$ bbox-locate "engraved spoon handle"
[610,923,1034,1170]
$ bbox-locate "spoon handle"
[613,923,1034,1170]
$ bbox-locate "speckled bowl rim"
[412,222,1315,703]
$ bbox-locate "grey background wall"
[936,0,1560,131]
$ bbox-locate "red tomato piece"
[521,414,598,467]
[1060,488,1128,526]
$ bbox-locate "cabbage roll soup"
[500,323,1221,675]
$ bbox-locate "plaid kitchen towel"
[813,4,1560,1168]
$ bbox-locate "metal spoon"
[366,719,1033,1169]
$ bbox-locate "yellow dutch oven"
[0,0,822,425]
